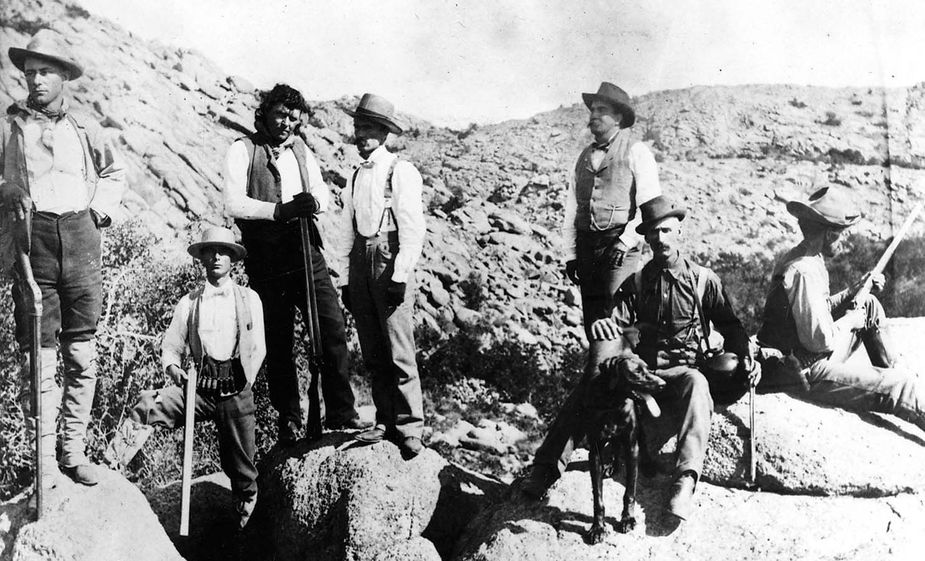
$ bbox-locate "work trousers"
[532,340,714,481]
[347,232,424,439]
[249,245,358,430]
[803,296,925,431]
[131,386,258,503]
[575,228,642,337]
[14,210,102,468]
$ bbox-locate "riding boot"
[862,327,896,368]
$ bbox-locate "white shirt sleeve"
[303,150,330,213]
[223,140,277,221]
[391,161,426,283]
[161,296,191,373]
[331,173,358,288]
[784,260,838,353]
[248,288,267,370]
[619,141,662,249]
[562,173,578,261]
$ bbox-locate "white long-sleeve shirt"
[332,146,426,284]
[222,139,329,221]
[561,137,661,261]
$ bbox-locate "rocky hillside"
[3,0,925,356]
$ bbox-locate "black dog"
[583,354,665,543]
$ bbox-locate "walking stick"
[15,211,43,520]
[300,208,324,441]
[179,366,197,536]
[748,382,757,486]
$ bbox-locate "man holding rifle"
[106,227,265,529]
[757,187,925,432]
[223,84,365,445]
[1,30,125,488]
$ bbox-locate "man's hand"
[341,288,353,313]
[385,281,406,307]
[590,317,621,341]
[564,259,580,285]
[0,182,32,221]
[167,365,187,386]
[742,354,762,387]
[607,240,628,269]
[275,192,318,221]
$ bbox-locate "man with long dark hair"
[223,84,365,445]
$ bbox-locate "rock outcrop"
[250,432,505,561]
[0,468,182,561]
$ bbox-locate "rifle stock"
[830,200,924,363]
[179,366,197,536]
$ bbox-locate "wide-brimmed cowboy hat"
[786,187,861,228]
[187,227,247,261]
[636,195,687,234]
[344,93,403,135]
[8,29,83,80]
[582,82,636,128]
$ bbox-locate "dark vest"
[757,275,803,355]
[574,127,637,232]
[234,133,321,281]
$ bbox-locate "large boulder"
[250,432,505,561]
[641,391,925,496]
[451,469,925,561]
[0,468,182,561]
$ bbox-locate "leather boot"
[103,418,154,471]
[667,471,697,521]
[862,327,896,368]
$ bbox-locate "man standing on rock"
[333,93,427,459]
[562,81,661,334]
[0,29,125,487]
[106,227,265,529]
[757,187,925,431]
[223,84,365,445]
[523,196,759,522]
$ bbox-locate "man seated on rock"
[522,196,760,521]
[105,227,266,529]
[756,187,925,432]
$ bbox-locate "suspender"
[350,157,400,236]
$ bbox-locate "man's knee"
[861,294,886,329]
[60,339,97,374]
[676,368,713,402]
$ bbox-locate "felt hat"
[636,195,687,234]
[786,187,861,228]
[8,29,83,80]
[582,82,636,127]
[187,227,247,262]
[345,93,403,134]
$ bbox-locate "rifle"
[300,207,324,441]
[15,211,43,520]
[829,200,925,363]
[179,366,197,536]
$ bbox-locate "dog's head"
[593,354,666,417]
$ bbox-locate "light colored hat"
[345,93,404,134]
[786,187,861,228]
[8,29,83,80]
[187,227,247,261]
[582,82,636,128]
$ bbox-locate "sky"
[76,0,925,127]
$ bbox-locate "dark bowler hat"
[8,29,83,80]
[636,195,687,234]
[345,93,404,134]
[188,227,247,262]
[582,82,636,128]
[786,187,861,228]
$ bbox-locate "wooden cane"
[748,383,757,485]
[179,366,197,536]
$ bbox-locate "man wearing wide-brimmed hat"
[562,82,662,334]
[105,226,265,528]
[524,196,759,522]
[223,83,365,446]
[332,93,427,458]
[757,187,925,433]
[0,29,125,487]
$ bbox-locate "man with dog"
[757,187,925,431]
[105,227,265,529]
[523,195,759,522]
[1,29,125,487]
[223,84,366,445]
